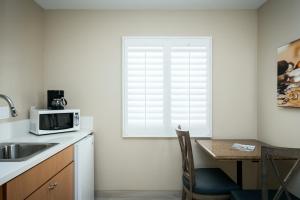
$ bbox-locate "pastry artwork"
[277,38,300,107]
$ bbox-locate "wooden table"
[195,139,264,187]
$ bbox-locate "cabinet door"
[49,163,74,200]
[26,184,50,200]
[7,146,73,200]
[0,185,3,200]
[27,163,74,200]
[74,135,94,200]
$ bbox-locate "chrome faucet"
[0,94,17,117]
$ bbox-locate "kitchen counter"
[0,117,93,186]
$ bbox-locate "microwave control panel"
[74,112,80,126]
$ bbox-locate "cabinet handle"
[48,184,55,190]
[48,182,58,190]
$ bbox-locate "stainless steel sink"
[0,143,58,162]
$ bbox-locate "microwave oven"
[30,109,80,135]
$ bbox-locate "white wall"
[44,10,258,191]
[258,0,300,196]
[0,0,44,120]
[258,0,300,147]
[3,0,300,193]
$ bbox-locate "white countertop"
[0,117,93,186]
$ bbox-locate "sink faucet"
[0,94,17,117]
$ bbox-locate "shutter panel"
[125,45,164,135]
[170,45,211,136]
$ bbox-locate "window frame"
[122,36,213,138]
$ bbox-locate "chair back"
[261,146,300,200]
[176,126,195,189]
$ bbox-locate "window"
[122,37,212,137]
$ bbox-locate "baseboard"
[95,190,181,199]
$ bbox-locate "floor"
[96,197,180,200]
[96,191,181,200]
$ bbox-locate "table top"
[195,139,264,160]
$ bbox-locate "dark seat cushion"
[183,168,240,195]
[230,190,300,200]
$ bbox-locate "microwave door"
[56,113,73,129]
[51,114,56,129]
[39,114,53,130]
[40,113,73,130]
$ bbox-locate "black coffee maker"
[47,90,68,110]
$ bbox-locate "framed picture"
[277,38,300,107]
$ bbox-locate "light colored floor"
[96,197,180,200]
[96,191,181,200]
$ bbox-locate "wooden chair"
[230,146,300,200]
[176,127,240,200]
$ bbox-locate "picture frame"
[277,38,300,107]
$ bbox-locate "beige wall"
[258,0,300,147]
[2,0,299,193]
[5,0,300,193]
[44,10,258,190]
[0,0,44,120]
[258,0,300,196]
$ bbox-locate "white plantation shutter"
[123,37,212,137]
[125,45,164,135]
[170,45,211,136]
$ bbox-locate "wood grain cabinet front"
[4,145,74,200]
[26,163,74,200]
[0,185,3,200]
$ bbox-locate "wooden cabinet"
[48,163,73,200]
[3,145,74,200]
[0,185,3,200]
[27,163,73,200]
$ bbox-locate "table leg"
[237,161,243,188]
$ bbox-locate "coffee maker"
[47,90,68,110]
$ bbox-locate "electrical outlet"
[0,106,10,119]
